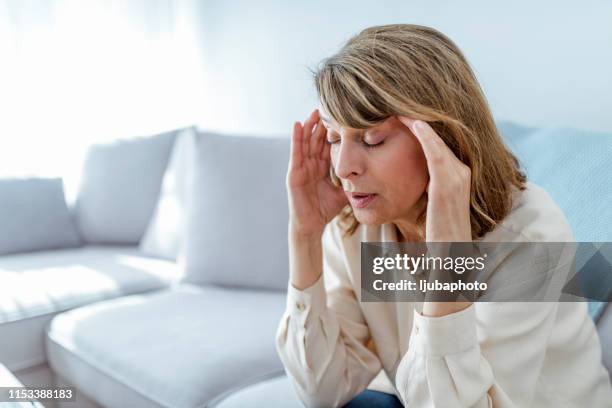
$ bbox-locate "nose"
[332,140,365,180]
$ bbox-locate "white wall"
[185,0,612,135]
[1,0,610,180]
[0,0,198,179]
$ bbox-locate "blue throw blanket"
[498,121,612,320]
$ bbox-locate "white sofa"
[0,246,179,372]
[1,123,610,408]
[1,127,295,408]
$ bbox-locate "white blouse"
[275,182,612,407]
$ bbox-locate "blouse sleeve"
[394,246,575,407]
[275,222,382,408]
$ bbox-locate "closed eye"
[363,139,385,148]
[326,138,385,148]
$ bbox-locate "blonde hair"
[314,24,526,240]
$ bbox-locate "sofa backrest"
[182,131,291,291]
[0,177,81,255]
[75,129,180,244]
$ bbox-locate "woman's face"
[322,114,429,227]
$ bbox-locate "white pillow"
[183,131,290,291]
[0,178,81,255]
[75,129,179,244]
[139,128,197,260]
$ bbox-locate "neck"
[393,193,427,242]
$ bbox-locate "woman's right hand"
[287,109,348,237]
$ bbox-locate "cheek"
[378,145,428,195]
[407,154,429,182]
[403,139,429,182]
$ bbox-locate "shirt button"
[296,302,306,311]
[414,325,419,335]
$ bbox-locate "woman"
[275,24,612,407]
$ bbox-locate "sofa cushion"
[212,375,301,408]
[0,246,179,371]
[0,177,81,256]
[498,123,612,242]
[46,284,286,408]
[75,129,179,244]
[0,314,57,372]
[140,128,197,260]
[183,132,290,291]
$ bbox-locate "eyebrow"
[319,114,381,137]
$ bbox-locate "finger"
[411,119,454,156]
[397,116,417,130]
[412,120,466,171]
[311,119,326,158]
[290,121,303,167]
[302,109,319,157]
[309,120,320,157]
[322,137,332,162]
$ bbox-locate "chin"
[353,210,387,226]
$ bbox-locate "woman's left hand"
[398,117,472,243]
[398,117,473,317]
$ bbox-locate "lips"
[346,192,377,209]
